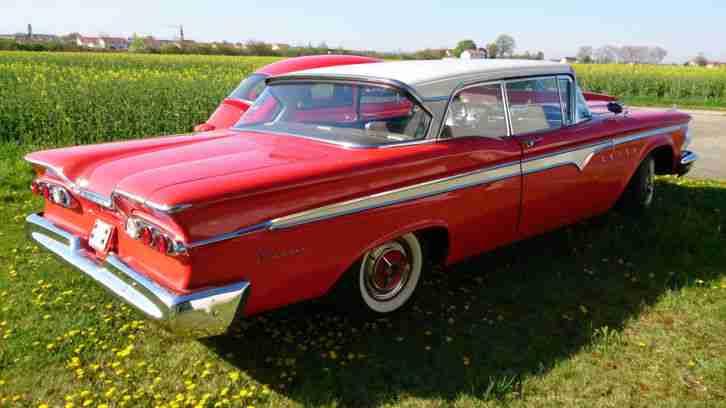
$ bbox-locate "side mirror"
[607,101,624,115]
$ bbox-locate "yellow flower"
[38,404,49,408]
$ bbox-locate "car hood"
[25,130,332,205]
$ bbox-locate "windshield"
[234,82,432,146]
[228,73,268,102]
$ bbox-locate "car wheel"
[337,233,423,316]
[617,155,655,213]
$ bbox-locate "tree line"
[576,45,668,64]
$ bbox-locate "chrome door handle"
[521,137,543,149]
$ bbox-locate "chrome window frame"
[438,74,580,140]
[437,80,512,140]
[238,76,435,149]
[573,83,593,125]
[503,75,569,137]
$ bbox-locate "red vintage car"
[193,55,381,132]
[26,60,698,337]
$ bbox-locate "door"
[507,76,614,238]
[438,82,523,260]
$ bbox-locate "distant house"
[688,58,725,68]
[460,48,488,59]
[559,57,577,64]
[76,36,105,49]
[271,43,290,52]
[101,37,129,50]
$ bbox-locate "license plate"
[89,219,114,252]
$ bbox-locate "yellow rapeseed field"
[0,52,278,146]
[1,52,725,149]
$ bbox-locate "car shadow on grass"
[202,179,726,407]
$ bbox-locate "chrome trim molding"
[113,190,192,214]
[612,124,686,146]
[187,222,272,249]
[26,213,249,337]
[522,140,612,175]
[78,189,114,208]
[188,161,522,248]
[268,161,520,230]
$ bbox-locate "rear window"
[236,81,431,146]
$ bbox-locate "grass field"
[1,51,726,407]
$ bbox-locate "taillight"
[124,216,186,256]
[32,180,77,209]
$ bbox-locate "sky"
[1,0,725,63]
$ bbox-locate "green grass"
[1,51,725,407]
[1,142,725,406]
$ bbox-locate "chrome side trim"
[113,190,192,214]
[522,140,612,175]
[187,161,521,248]
[26,213,249,337]
[613,124,686,146]
[186,222,272,249]
[78,189,114,208]
[269,160,520,230]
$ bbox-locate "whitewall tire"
[356,233,423,314]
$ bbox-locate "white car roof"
[273,59,574,99]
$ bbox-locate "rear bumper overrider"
[25,213,249,338]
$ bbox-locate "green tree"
[129,35,146,52]
[486,43,499,59]
[495,34,516,57]
[454,39,477,57]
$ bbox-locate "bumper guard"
[26,213,249,337]
[678,150,698,176]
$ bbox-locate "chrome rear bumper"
[678,150,698,176]
[26,213,249,337]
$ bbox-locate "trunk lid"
[26,130,332,204]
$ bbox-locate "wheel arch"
[324,220,451,295]
[649,144,676,175]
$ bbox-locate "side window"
[506,78,563,135]
[443,83,508,138]
[575,86,593,123]
[299,84,353,110]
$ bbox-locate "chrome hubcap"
[363,241,411,301]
